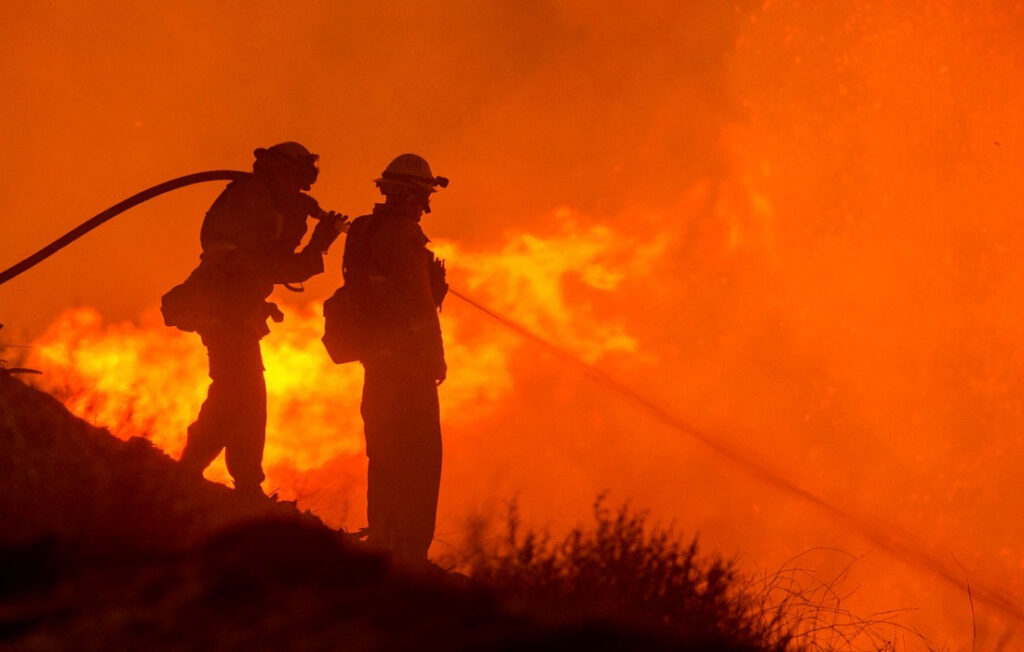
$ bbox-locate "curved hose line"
[0,170,251,286]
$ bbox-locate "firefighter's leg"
[221,337,267,493]
[399,378,442,560]
[362,364,406,552]
[366,449,401,552]
[180,334,233,477]
[181,329,267,491]
[362,365,442,560]
[223,371,267,493]
[409,424,442,558]
[180,390,229,477]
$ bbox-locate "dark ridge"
[0,376,778,650]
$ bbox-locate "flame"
[6,2,1024,646]
[27,217,655,516]
[434,208,667,362]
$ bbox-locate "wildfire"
[7,2,1024,645]
[27,216,657,520]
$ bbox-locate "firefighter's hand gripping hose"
[0,170,256,287]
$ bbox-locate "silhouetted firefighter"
[323,154,449,560]
[162,142,346,496]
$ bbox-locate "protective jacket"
[163,174,326,337]
[329,202,446,377]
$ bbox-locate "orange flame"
[27,217,654,519]
[7,4,1024,645]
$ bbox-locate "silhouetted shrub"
[457,497,932,651]
[460,496,795,652]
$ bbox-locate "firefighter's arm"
[266,212,348,284]
[306,211,348,253]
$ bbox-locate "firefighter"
[163,142,346,496]
[329,153,448,560]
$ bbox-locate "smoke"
[5,1,1024,647]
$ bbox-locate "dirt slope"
[0,376,767,651]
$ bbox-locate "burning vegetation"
[23,220,651,519]
[2,2,1024,649]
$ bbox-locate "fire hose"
[0,169,339,287]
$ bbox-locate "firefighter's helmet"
[254,141,319,189]
[255,141,319,165]
[375,154,448,194]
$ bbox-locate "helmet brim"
[374,177,437,193]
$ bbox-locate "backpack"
[321,286,360,363]
[160,262,226,334]
[322,216,383,363]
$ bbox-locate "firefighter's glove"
[265,302,285,323]
[309,211,348,253]
[429,257,448,309]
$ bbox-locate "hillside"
[0,375,784,650]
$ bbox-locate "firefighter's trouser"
[180,328,266,491]
[361,361,442,560]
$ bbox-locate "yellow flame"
[28,218,659,511]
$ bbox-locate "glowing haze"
[3,1,1024,648]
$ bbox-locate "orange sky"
[3,2,1024,648]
